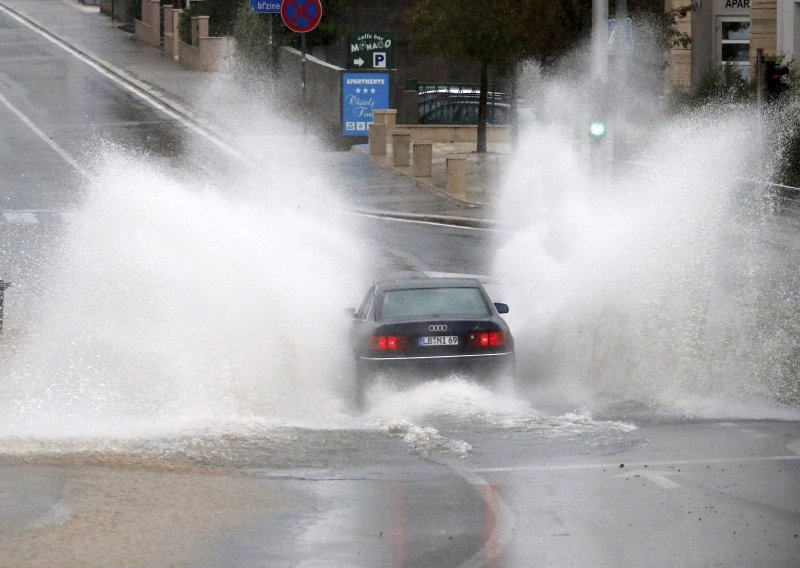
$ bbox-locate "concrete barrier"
[446,154,467,199]
[413,140,433,177]
[369,123,388,156]
[392,130,411,167]
[177,15,233,72]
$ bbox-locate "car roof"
[374,277,484,292]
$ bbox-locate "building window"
[720,18,751,78]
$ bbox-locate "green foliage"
[408,0,582,71]
[130,0,141,21]
[178,0,239,44]
[671,65,752,110]
[771,61,800,187]
[232,2,276,71]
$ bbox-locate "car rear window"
[378,287,490,320]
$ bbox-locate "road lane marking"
[474,454,800,474]
[613,469,683,489]
[0,91,88,178]
[424,270,493,281]
[445,462,516,568]
[0,210,75,224]
[736,428,772,439]
[2,211,38,224]
[346,209,500,232]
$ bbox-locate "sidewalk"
[0,0,505,227]
[353,141,511,208]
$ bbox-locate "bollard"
[369,122,388,156]
[413,140,433,177]
[392,129,411,167]
[446,154,467,199]
[0,280,10,335]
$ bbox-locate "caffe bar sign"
[348,32,395,69]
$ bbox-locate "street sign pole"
[280,0,322,138]
[301,32,307,137]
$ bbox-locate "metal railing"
[416,83,510,125]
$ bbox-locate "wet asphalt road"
[1,3,800,567]
[0,418,798,567]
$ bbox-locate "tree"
[409,1,593,153]
[408,1,685,153]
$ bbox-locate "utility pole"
[592,0,609,83]
[612,0,628,172]
[590,0,610,175]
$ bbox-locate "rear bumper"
[357,351,514,382]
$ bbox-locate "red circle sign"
[281,0,322,33]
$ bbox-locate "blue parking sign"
[342,73,389,137]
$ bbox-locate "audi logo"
[428,324,448,332]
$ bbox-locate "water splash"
[497,68,800,418]
[0,148,364,438]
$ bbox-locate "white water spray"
[0,130,364,438]
[497,63,800,418]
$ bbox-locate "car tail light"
[370,335,407,351]
[468,331,505,348]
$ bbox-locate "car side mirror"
[345,308,356,318]
[494,303,509,314]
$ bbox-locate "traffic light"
[766,61,790,102]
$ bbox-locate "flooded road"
[1,403,798,567]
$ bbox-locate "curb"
[350,209,503,231]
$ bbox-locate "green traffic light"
[590,121,606,137]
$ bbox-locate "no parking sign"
[281,0,322,33]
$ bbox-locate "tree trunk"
[477,60,488,154]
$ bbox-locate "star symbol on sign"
[371,88,377,94]
[355,88,361,94]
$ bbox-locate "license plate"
[419,335,459,347]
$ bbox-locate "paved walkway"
[0,0,507,227]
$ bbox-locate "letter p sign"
[373,52,387,68]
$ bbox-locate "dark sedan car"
[349,277,515,407]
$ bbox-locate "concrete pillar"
[412,140,433,177]
[384,109,397,128]
[446,154,467,199]
[369,123,387,156]
[171,8,182,60]
[373,109,397,128]
[191,15,209,47]
[147,0,161,31]
[392,130,411,167]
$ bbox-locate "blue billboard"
[342,73,390,137]
[250,0,281,14]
